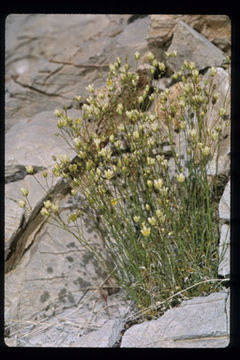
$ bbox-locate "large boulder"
[121,290,230,348]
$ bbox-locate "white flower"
[148,217,157,226]
[75,95,82,102]
[20,187,29,197]
[147,157,155,166]
[109,134,115,143]
[93,138,101,147]
[155,209,166,223]
[44,200,52,209]
[116,103,123,115]
[141,223,151,237]
[210,131,218,141]
[104,169,114,180]
[73,138,81,147]
[25,165,34,174]
[148,114,156,122]
[41,207,50,217]
[188,129,197,139]
[133,215,140,223]
[51,203,59,213]
[59,154,70,163]
[86,84,95,93]
[219,108,227,118]
[18,199,26,208]
[159,62,166,71]
[210,67,217,76]
[154,178,163,191]
[201,146,210,156]
[54,109,63,117]
[147,180,153,188]
[133,130,140,140]
[135,51,140,60]
[177,173,185,183]
[147,52,155,61]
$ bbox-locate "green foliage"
[21,52,230,320]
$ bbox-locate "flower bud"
[41,207,50,217]
[73,137,81,148]
[18,199,26,208]
[201,146,210,156]
[20,187,29,197]
[51,203,59,213]
[135,51,140,60]
[177,173,185,183]
[44,200,52,209]
[25,165,34,174]
[219,108,227,118]
[133,215,140,223]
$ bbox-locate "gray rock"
[5,14,141,130]
[5,194,131,347]
[73,318,125,347]
[218,224,230,278]
[5,110,77,265]
[219,181,230,222]
[5,110,76,169]
[6,293,130,347]
[203,67,231,177]
[166,21,226,72]
[121,290,229,348]
[147,15,231,53]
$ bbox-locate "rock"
[5,194,131,346]
[147,15,231,53]
[218,224,230,278]
[219,181,230,222]
[203,67,231,177]
[73,319,125,347]
[121,290,229,348]
[5,14,146,131]
[5,110,78,268]
[217,180,230,280]
[166,21,226,73]
[5,110,76,169]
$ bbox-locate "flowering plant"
[20,52,230,319]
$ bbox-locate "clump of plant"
[19,52,230,320]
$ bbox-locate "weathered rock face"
[147,15,231,53]
[5,110,78,270]
[5,193,132,347]
[5,14,149,131]
[5,14,230,347]
[121,290,230,348]
[166,21,226,72]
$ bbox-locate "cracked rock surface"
[120,290,230,348]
